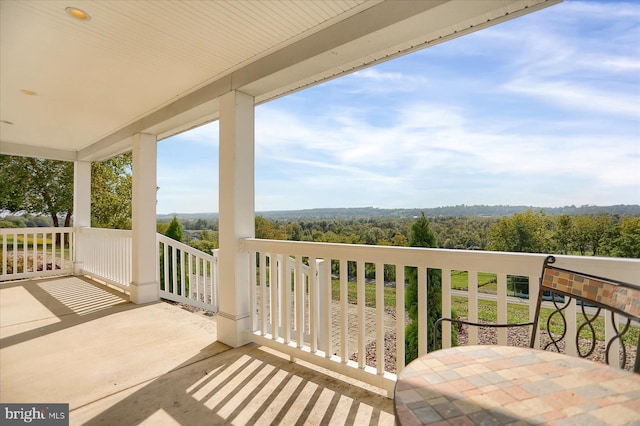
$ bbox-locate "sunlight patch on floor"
[38,278,127,316]
[186,350,395,425]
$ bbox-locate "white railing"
[80,227,132,290]
[242,238,640,395]
[1,227,219,312]
[157,234,219,312]
[0,227,74,281]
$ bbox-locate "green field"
[329,278,639,345]
[1,234,65,250]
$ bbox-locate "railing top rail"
[80,227,133,237]
[0,227,74,235]
[241,238,640,284]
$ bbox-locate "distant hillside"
[157,204,640,221]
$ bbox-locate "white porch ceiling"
[0,0,560,162]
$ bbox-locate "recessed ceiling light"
[20,89,37,96]
[65,7,91,21]
[1,120,14,125]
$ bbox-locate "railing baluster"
[339,259,348,363]
[322,258,331,358]
[441,268,452,349]
[22,230,28,272]
[270,254,278,340]
[250,250,257,332]
[281,254,290,344]
[180,248,186,297]
[310,257,318,353]
[529,274,540,349]
[191,256,203,302]
[396,265,406,373]
[162,241,169,292]
[417,266,427,356]
[357,261,366,369]
[497,273,508,345]
[296,256,304,348]
[33,231,39,272]
[260,252,267,335]
[1,232,7,275]
[203,257,209,304]
[43,231,48,272]
[376,262,384,374]
[468,270,479,345]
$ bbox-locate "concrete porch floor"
[0,276,394,425]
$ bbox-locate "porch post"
[73,160,91,275]
[130,132,159,304]
[218,90,255,347]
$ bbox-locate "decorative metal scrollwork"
[543,291,570,352]
[576,305,600,358]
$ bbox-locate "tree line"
[162,211,639,259]
[255,204,640,220]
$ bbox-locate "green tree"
[0,155,73,228]
[487,210,547,253]
[166,216,183,242]
[91,153,132,229]
[590,214,615,256]
[571,215,596,255]
[405,212,445,363]
[391,233,408,247]
[255,216,286,239]
[552,215,572,254]
[608,217,640,258]
[162,216,184,294]
[1,153,132,231]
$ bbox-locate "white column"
[218,90,255,347]
[130,133,159,304]
[73,160,91,275]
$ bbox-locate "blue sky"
[156,0,640,214]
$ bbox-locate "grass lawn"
[1,234,62,250]
[331,279,396,307]
[451,296,639,345]
[328,279,638,345]
[451,270,497,291]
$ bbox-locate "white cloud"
[352,69,405,82]
[503,79,640,118]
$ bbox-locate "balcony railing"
[157,233,219,312]
[80,227,132,289]
[1,228,219,314]
[242,238,640,395]
[2,227,637,396]
[0,227,74,280]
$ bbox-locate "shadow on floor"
[78,342,395,426]
[0,275,137,348]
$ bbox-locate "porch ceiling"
[0,0,559,162]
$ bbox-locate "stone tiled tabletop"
[394,345,640,426]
